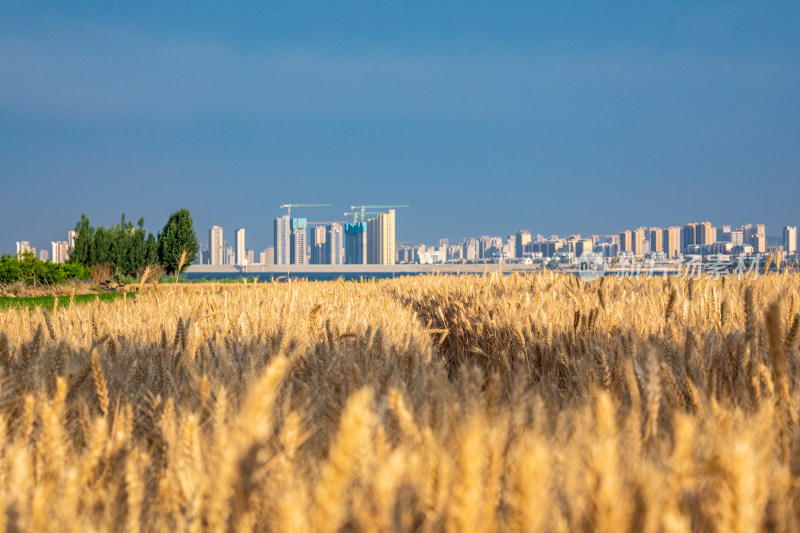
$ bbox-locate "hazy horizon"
[2,2,799,253]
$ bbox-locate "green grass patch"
[0,292,134,312]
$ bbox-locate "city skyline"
[2,2,800,252]
[182,216,797,268]
[9,212,800,263]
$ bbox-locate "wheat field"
[0,272,798,532]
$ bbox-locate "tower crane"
[305,221,346,226]
[349,204,409,223]
[344,211,391,223]
[279,204,331,218]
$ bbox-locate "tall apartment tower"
[51,241,69,264]
[698,222,715,246]
[463,239,478,261]
[575,239,593,257]
[16,241,32,256]
[664,227,681,259]
[649,228,663,254]
[619,230,632,253]
[259,246,275,265]
[345,222,368,265]
[310,226,327,264]
[289,218,308,265]
[683,223,698,252]
[235,228,246,265]
[633,228,646,257]
[784,226,797,254]
[68,230,77,249]
[752,235,766,254]
[367,209,395,265]
[515,230,531,259]
[326,223,344,265]
[208,226,224,266]
[739,223,766,247]
[274,216,291,265]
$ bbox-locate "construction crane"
[305,221,346,226]
[343,211,389,223]
[349,204,409,223]
[279,204,331,219]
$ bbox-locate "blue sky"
[2,1,799,253]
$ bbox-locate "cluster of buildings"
[397,223,799,266]
[15,218,798,270]
[200,209,397,267]
[15,231,76,263]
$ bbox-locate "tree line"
[0,252,92,285]
[69,209,199,276]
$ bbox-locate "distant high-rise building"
[51,241,69,264]
[39,250,49,262]
[619,230,632,253]
[463,239,478,261]
[698,222,715,245]
[246,248,255,265]
[310,226,327,264]
[290,218,308,265]
[235,228,246,265]
[367,210,395,265]
[274,216,291,265]
[449,245,464,262]
[575,239,593,257]
[633,228,646,257]
[748,224,766,253]
[479,236,494,259]
[224,246,234,266]
[682,223,697,252]
[515,231,531,259]
[505,235,516,259]
[259,246,275,265]
[68,230,77,249]
[649,228,663,253]
[752,235,766,254]
[738,224,765,248]
[664,227,681,259]
[326,223,344,265]
[15,241,32,256]
[209,226,224,266]
[345,222,367,264]
[784,226,797,254]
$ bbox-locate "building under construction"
[275,204,402,266]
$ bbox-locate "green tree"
[69,214,95,266]
[157,209,199,274]
[69,213,160,277]
[145,233,159,265]
[546,259,560,270]
[1,252,91,284]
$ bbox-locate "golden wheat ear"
[174,249,189,281]
[138,264,153,286]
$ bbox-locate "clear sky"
[2,1,799,253]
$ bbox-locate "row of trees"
[0,252,92,284]
[69,209,199,276]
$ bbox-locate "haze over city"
[2,2,799,254]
